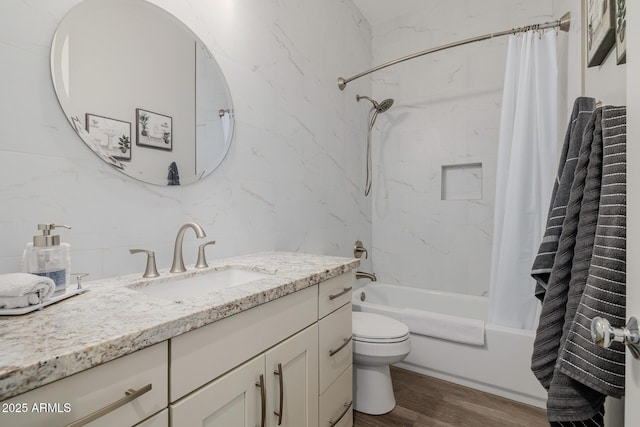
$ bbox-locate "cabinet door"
[170,355,264,427]
[266,324,319,427]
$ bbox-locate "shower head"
[356,94,394,113]
[357,94,395,197]
[376,98,394,113]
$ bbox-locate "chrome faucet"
[356,271,377,282]
[170,222,207,273]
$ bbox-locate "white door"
[627,0,640,424]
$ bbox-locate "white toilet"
[352,311,412,415]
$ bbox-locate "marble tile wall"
[368,1,555,296]
[0,0,373,280]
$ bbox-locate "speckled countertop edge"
[0,252,359,400]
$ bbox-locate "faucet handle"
[195,241,216,269]
[71,272,90,290]
[354,240,368,259]
[129,249,160,278]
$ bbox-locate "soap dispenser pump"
[22,224,71,294]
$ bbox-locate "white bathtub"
[352,283,546,408]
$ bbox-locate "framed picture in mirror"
[85,114,131,160]
[586,0,616,67]
[136,109,173,151]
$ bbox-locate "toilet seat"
[353,312,410,343]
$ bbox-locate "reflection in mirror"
[51,0,234,186]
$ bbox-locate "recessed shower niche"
[441,163,483,201]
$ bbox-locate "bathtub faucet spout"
[356,271,377,282]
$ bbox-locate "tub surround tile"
[0,251,358,400]
[369,2,553,296]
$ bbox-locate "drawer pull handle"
[329,287,352,300]
[65,383,152,427]
[255,374,266,427]
[329,401,353,427]
[274,362,284,425]
[329,337,352,357]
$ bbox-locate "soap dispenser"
[22,224,71,294]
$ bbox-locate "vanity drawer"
[170,285,317,401]
[318,302,352,394]
[319,366,353,427]
[318,272,353,319]
[0,342,168,427]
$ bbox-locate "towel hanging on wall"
[531,102,627,425]
[531,97,596,293]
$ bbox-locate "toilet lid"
[352,311,410,343]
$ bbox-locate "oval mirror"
[50,0,234,186]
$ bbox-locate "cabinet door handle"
[329,337,352,357]
[64,383,152,427]
[273,362,284,425]
[328,287,352,300]
[329,401,353,427]
[255,374,266,427]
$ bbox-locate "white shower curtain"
[488,30,558,329]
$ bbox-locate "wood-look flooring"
[353,367,548,427]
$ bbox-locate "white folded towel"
[0,273,56,309]
[401,308,485,346]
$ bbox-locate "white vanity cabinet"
[171,324,318,426]
[169,271,353,427]
[169,285,320,426]
[0,342,168,427]
[317,273,353,427]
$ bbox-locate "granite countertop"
[0,251,359,400]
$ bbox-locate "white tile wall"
[0,0,374,280]
[369,0,554,296]
[441,163,483,201]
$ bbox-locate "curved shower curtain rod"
[337,12,571,91]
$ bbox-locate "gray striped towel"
[531,105,626,424]
[557,105,627,396]
[531,99,597,390]
[532,97,596,297]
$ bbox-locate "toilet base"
[353,363,396,415]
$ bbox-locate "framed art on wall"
[136,108,173,151]
[587,0,616,67]
[85,114,131,160]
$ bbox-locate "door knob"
[591,316,640,359]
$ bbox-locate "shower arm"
[337,12,570,91]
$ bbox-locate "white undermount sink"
[129,268,273,301]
